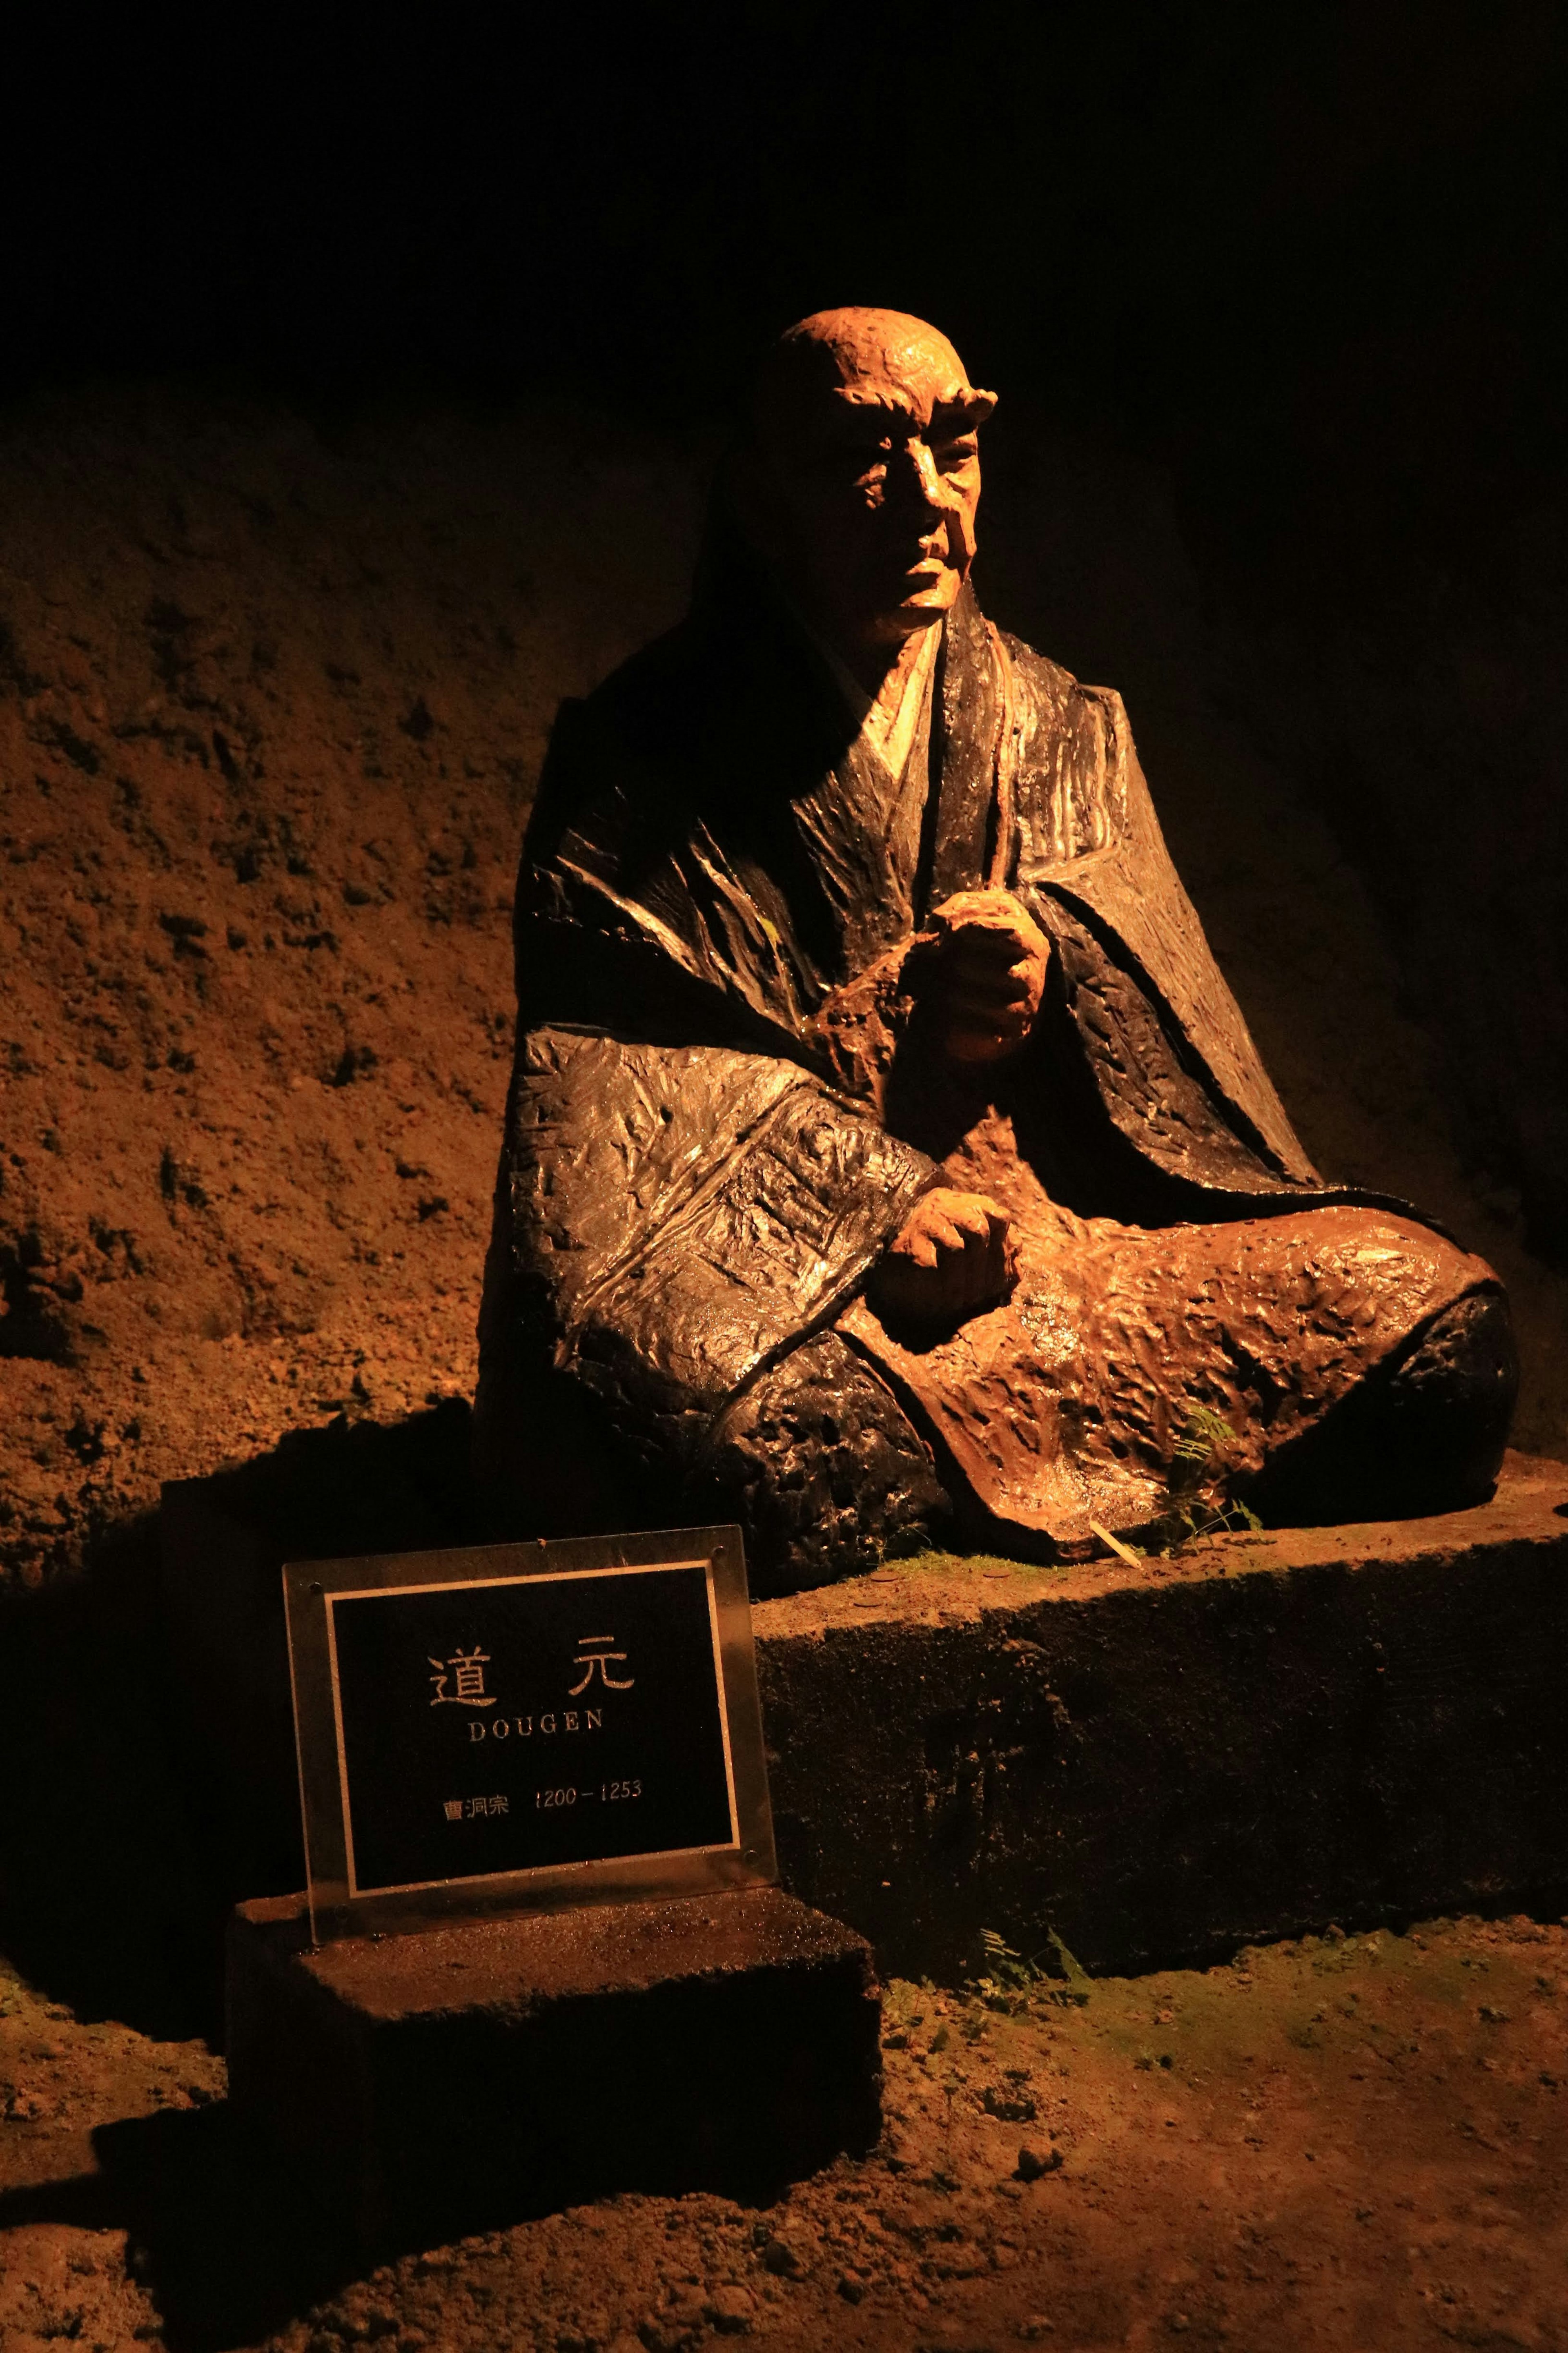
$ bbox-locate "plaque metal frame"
[283,1523,775,1943]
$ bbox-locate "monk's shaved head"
[735,307,996,687]
[753,308,997,444]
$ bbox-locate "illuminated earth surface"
[2,385,1566,1598]
[4,382,1566,2353]
[4,1912,1567,2352]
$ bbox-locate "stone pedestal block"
[168,1448,1568,1984]
[225,1886,881,2257]
[755,1453,1568,1979]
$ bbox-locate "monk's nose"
[890,437,949,515]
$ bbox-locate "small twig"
[1089,1519,1144,1566]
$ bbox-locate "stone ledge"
[227,1885,882,2255]
[754,1453,1568,1978]
[163,1452,1568,1984]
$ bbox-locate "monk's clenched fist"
[921,888,1050,1065]
[869,1187,1017,1324]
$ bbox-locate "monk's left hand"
[924,889,1050,1065]
[868,1187,1018,1324]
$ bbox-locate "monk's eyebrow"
[930,392,995,434]
[835,389,920,419]
[826,385,996,440]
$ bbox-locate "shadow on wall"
[0,2105,350,2353]
[0,1512,213,2040]
[0,1404,475,2043]
[975,405,1568,1462]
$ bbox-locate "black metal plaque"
[283,1526,774,1940]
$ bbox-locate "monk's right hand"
[921,888,1051,1066]
[868,1187,1017,1324]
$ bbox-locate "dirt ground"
[3,1910,1566,2352]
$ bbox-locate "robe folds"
[474,543,1502,1586]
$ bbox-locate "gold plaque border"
[283,1523,775,1944]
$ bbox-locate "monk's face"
[740,309,996,669]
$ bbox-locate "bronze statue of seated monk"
[475,307,1517,1592]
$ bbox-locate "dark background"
[9,4,1557,450]
[4,0,1564,1246]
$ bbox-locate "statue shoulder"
[524,620,709,868]
[997,629,1129,736]
[570,618,711,763]
[994,630,1131,871]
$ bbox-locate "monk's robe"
[474,532,1512,1590]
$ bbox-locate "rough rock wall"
[1217,494,1568,1258]
[1,386,1561,1591]
[978,416,1568,1466]
[0,389,702,1587]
